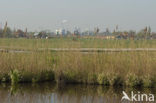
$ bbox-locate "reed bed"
[0,38,156,87]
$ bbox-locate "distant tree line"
[0,22,156,39]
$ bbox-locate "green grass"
[0,38,156,87]
[0,38,156,49]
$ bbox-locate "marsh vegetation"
[0,38,155,87]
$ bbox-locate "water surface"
[0,83,155,103]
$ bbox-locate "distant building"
[15,29,26,37]
[34,32,39,38]
[56,29,59,35]
[56,29,66,36]
[73,27,81,36]
[82,30,94,36]
[151,32,156,39]
[62,29,66,35]
[48,32,56,37]
[33,31,47,38]
[98,32,115,39]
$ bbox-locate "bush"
[0,74,10,82]
[150,76,156,88]
[97,73,110,86]
[112,75,125,87]
[64,71,78,83]
[143,76,152,87]
[55,71,66,84]
[32,70,55,83]
[126,74,143,87]
[87,73,98,84]
[20,71,34,82]
[10,69,21,84]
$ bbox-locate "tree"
[148,26,151,36]
[106,28,109,33]
[128,30,136,39]
[3,27,13,37]
[94,27,99,35]
[0,29,3,37]
[2,21,8,37]
[137,27,150,39]
[16,29,25,37]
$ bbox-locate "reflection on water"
[0,83,155,103]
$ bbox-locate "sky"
[0,0,156,32]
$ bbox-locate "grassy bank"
[0,38,156,87]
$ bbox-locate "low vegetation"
[0,38,156,49]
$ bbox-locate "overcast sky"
[0,0,156,32]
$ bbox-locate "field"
[0,38,156,49]
[0,38,156,87]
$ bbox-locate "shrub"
[112,75,125,87]
[143,76,152,87]
[0,74,10,82]
[150,76,156,88]
[126,74,143,87]
[64,71,78,83]
[20,71,34,82]
[87,73,98,84]
[31,70,55,83]
[55,71,66,84]
[97,73,110,86]
[10,69,21,84]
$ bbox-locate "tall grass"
[0,38,155,87]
